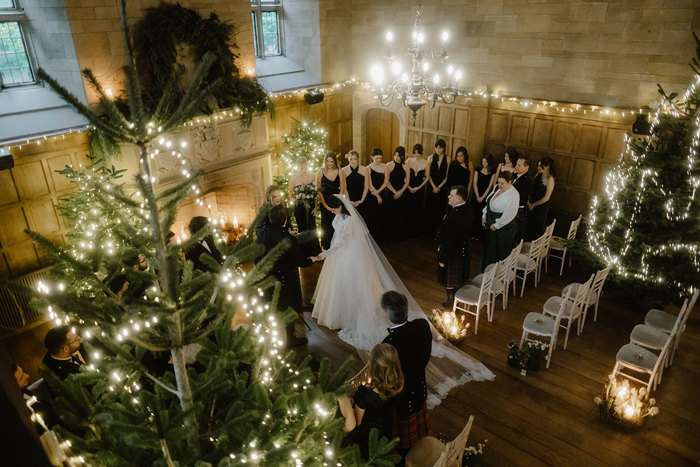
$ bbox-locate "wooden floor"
[299,236,700,466]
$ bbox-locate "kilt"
[392,402,430,450]
[437,255,470,288]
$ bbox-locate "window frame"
[250,0,284,60]
[0,0,39,89]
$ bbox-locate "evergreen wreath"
[131,2,272,126]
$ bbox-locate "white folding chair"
[471,257,508,312]
[520,287,574,368]
[503,240,523,306]
[561,264,611,330]
[543,274,593,349]
[612,337,673,393]
[514,235,545,297]
[643,290,697,365]
[631,297,689,382]
[406,415,474,467]
[454,265,497,335]
[539,220,557,278]
[549,214,581,276]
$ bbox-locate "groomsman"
[436,185,474,307]
[262,204,316,347]
[512,156,532,240]
[186,216,223,272]
[381,291,432,456]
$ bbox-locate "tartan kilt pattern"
[392,402,430,450]
[437,255,470,288]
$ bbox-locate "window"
[251,0,283,59]
[0,0,35,87]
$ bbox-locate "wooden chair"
[406,415,474,467]
[454,266,497,335]
[561,264,611,330]
[543,274,593,349]
[639,290,697,366]
[548,214,581,276]
[514,234,545,297]
[538,220,557,279]
[612,337,673,393]
[520,287,575,369]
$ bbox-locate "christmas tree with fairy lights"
[585,34,700,303]
[273,119,329,195]
[23,2,397,465]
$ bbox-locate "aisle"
[299,235,700,466]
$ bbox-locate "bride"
[312,194,494,407]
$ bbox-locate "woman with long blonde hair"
[339,343,404,458]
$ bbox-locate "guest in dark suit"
[261,204,316,347]
[381,291,432,455]
[255,185,286,244]
[41,325,84,381]
[512,156,532,241]
[185,216,223,272]
[436,185,474,307]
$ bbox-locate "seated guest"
[12,363,55,429]
[42,325,85,380]
[186,216,223,271]
[339,343,404,459]
[381,291,432,455]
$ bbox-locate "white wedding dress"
[312,195,495,408]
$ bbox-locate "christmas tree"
[273,119,329,195]
[583,35,700,303]
[24,2,397,465]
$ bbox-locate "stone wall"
[350,0,700,108]
[64,0,256,104]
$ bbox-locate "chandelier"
[370,1,462,124]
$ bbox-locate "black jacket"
[186,237,222,272]
[261,226,313,312]
[512,173,532,208]
[383,319,432,416]
[436,203,473,261]
[41,353,83,381]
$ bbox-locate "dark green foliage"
[579,34,700,303]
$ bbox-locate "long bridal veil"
[312,195,495,408]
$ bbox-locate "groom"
[381,291,432,455]
[436,185,474,307]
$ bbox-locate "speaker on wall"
[0,147,13,170]
[304,90,324,105]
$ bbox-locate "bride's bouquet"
[293,183,317,208]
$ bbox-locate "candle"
[233,216,239,229]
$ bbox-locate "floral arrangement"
[507,341,549,374]
[293,183,318,208]
[430,308,470,343]
[463,440,488,466]
[595,374,659,428]
[221,220,247,247]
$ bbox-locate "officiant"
[436,185,474,307]
[261,204,316,347]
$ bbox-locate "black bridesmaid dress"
[366,168,387,243]
[292,184,316,232]
[319,172,340,249]
[527,173,550,241]
[387,162,409,241]
[408,166,427,237]
[472,170,494,240]
[446,160,470,193]
[345,165,367,221]
[426,154,448,232]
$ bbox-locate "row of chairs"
[519,265,612,368]
[612,290,698,393]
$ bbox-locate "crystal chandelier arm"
[378,81,402,107]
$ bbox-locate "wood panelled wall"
[0,134,91,279]
[365,109,399,163]
[267,88,354,158]
[405,98,632,215]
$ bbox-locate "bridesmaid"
[342,149,369,221]
[496,147,517,178]
[316,152,346,249]
[366,147,389,243]
[425,139,447,231]
[288,156,316,232]
[472,153,496,240]
[426,139,449,232]
[446,146,474,199]
[386,146,410,241]
[407,143,429,237]
[527,157,555,241]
